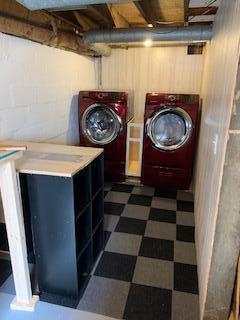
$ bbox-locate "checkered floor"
[77,183,199,320]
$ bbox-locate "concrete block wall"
[0,32,97,145]
[0,32,97,223]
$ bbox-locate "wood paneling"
[194,0,240,318]
[101,47,204,118]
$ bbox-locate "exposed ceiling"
[54,0,217,28]
[16,0,219,31]
[0,0,219,56]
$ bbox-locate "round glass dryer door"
[147,107,193,150]
[82,104,122,145]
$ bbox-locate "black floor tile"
[111,184,134,193]
[139,237,174,261]
[94,251,136,282]
[154,189,177,199]
[115,217,146,235]
[128,194,152,206]
[124,284,172,320]
[40,292,79,308]
[104,231,111,247]
[149,208,176,224]
[174,262,199,294]
[0,259,12,286]
[177,225,195,243]
[104,202,125,216]
[177,200,194,212]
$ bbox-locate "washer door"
[82,104,122,145]
[146,107,193,151]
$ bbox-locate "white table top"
[1,140,103,177]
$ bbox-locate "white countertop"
[1,140,103,177]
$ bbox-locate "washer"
[79,91,133,182]
[141,93,200,189]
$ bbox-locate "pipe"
[83,26,213,44]
[89,43,111,57]
[16,0,133,11]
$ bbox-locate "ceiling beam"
[135,0,185,26]
[134,0,158,25]
[73,10,99,30]
[0,11,93,56]
[184,0,190,23]
[87,4,114,27]
[133,2,149,24]
[50,11,83,29]
[107,3,129,28]
[188,6,218,16]
[188,14,215,23]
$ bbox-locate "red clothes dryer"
[79,91,133,182]
[141,93,200,190]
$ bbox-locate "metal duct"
[16,0,133,11]
[83,26,213,44]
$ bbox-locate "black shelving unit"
[20,153,104,304]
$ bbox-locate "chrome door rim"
[81,103,122,145]
[146,107,193,151]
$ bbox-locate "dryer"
[79,91,133,182]
[141,93,200,190]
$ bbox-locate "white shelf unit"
[125,119,144,177]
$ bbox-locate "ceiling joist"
[87,4,113,27]
[0,0,218,56]
[107,3,129,28]
[188,6,218,16]
[134,0,159,25]
[135,0,185,26]
[0,0,94,56]
[73,10,98,30]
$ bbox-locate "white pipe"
[90,43,111,57]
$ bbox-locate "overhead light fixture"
[147,24,153,28]
[144,38,153,47]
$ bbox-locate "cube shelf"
[20,153,104,303]
[93,221,104,263]
[76,205,92,254]
[92,189,104,231]
[77,242,92,289]
[91,156,104,196]
[74,166,91,215]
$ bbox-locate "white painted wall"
[0,32,97,144]
[0,32,97,223]
[101,46,205,118]
[194,0,240,317]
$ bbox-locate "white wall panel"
[101,46,204,118]
[194,0,240,317]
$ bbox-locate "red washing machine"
[141,93,200,190]
[79,91,133,182]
